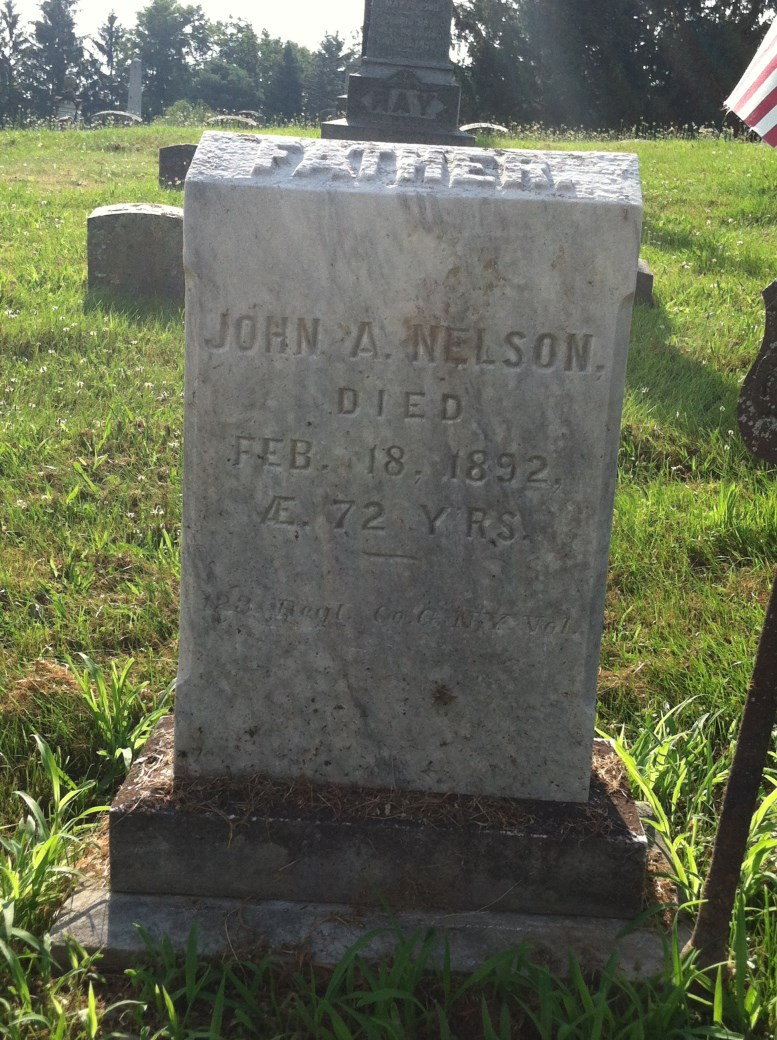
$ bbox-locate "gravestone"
[55,75,80,123]
[54,135,660,973]
[127,57,142,118]
[177,137,640,803]
[322,0,473,146]
[56,99,78,122]
[87,203,183,303]
[158,144,198,188]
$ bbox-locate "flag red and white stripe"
[726,18,777,145]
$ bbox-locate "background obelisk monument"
[322,0,474,145]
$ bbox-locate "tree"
[453,0,771,130]
[212,18,259,85]
[518,0,657,128]
[86,11,126,110]
[255,29,282,115]
[305,32,353,121]
[192,56,256,111]
[264,39,307,122]
[129,0,212,116]
[191,18,260,113]
[27,0,83,116]
[454,0,535,124]
[0,0,31,123]
[647,0,767,127]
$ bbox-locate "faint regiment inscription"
[178,134,642,803]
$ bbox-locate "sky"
[15,0,366,50]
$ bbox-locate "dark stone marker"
[635,257,654,306]
[158,144,198,188]
[322,0,474,146]
[738,278,777,462]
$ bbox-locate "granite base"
[108,719,647,919]
[50,717,669,977]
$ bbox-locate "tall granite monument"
[322,0,474,145]
[54,135,661,973]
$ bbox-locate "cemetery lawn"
[0,123,776,1037]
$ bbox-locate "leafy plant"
[67,654,173,786]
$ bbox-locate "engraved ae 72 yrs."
[255,494,527,547]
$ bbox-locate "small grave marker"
[87,203,183,303]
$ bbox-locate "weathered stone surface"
[635,258,654,306]
[178,134,642,802]
[365,0,453,68]
[322,0,473,146]
[87,203,183,303]
[159,144,197,188]
[328,70,464,142]
[52,887,672,978]
[110,719,648,918]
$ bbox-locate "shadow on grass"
[626,299,743,440]
[83,290,184,323]
[643,220,777,284]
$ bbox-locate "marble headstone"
[322,0,473,146]
[178,134,642,803]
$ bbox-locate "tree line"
[0,0,356,123]
[456,0,772,129]
[0,0,773,129]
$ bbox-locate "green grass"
[0,122,776,1036]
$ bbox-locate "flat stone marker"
[177,134,642,803]
[87,203,183,304]
[322,0,473,146]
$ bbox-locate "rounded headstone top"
[88,203,183,220]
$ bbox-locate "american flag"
[726,18,777,145]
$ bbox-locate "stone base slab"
[320,119,475,146]
[52,886,671,979]
[109,719,647,920]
